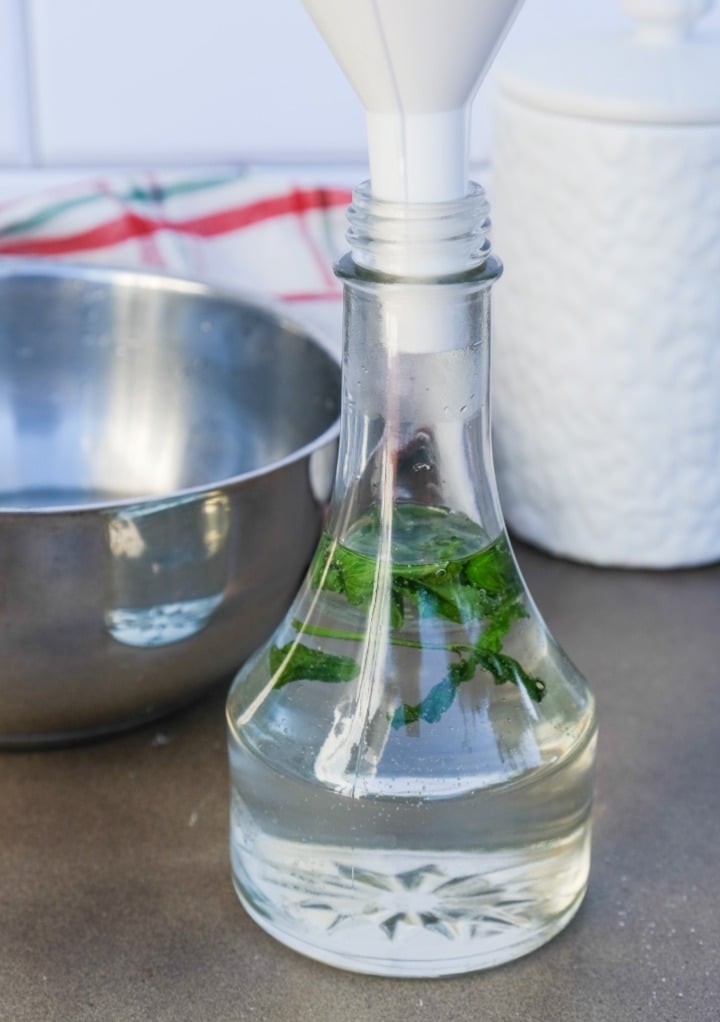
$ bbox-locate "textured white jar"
[491,0,720,567]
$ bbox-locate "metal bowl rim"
[0,257,341,517]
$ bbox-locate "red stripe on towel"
[179,187,351,238]
[0,188,352,256]
[282,290,343,302]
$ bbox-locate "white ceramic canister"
[491,0,720,567]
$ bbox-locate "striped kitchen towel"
[0,170,352,305]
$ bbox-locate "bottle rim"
[342,180,497,282]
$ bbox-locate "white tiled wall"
[28,0,366,164]
[0,0,32,164]
[0,0,717,169]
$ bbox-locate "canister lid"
[497,0,720,124]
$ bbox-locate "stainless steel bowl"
[0,260,340,745]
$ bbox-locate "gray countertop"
[2,543,719,1022]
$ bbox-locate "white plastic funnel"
[302,0,525,202]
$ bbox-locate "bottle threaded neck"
[345,181,492,280]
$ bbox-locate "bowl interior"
[0,265,340,509]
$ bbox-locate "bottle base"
[233,876,587,978]
[230,828,591,977]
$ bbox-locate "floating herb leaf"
[274,505,548,724]
[390,623,545,729]
[271,642,359,688]
[474,648,546,703]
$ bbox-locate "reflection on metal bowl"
[0,260,340,746]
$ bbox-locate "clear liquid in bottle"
[227,505,596,977]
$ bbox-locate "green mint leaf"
[390,586,405,629]
[474,649,546,703]
[412,582,465,624]
[475,598,528,653]
[463,539,520,598]
[311,534,344,594]
[270,642,359,688]
[448,657,477,684]
[391,675,459,728]
[301,510,549,726]
[393,572,471,625]
[391,559,460,584]
[336,547,377,607]
[391,655,474,729]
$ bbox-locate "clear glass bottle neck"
[328,185,504,547]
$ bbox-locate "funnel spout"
[366,108,470,202]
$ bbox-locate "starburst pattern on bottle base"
[307,861,536,942]
[234,840,586,950]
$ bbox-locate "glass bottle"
[226,183,597,977]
